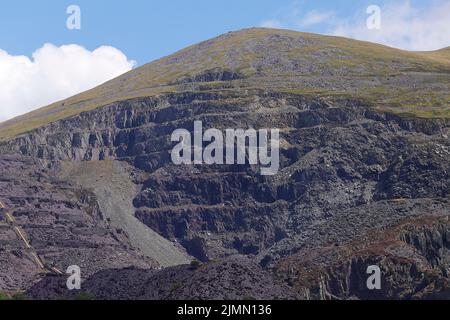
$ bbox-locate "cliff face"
[1,90,448,299]
[277,215,450,300]
[2,92,448,163]
[0,155,157,291]
[0,29,449,299]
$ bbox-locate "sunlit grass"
[0,28,448,141]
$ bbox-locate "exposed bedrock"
[277,215,450,300]
[1,91,449,298]
[0,155,157,291]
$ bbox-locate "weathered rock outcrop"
[0,155,157,291]
[1,90,449,263]
[27,255,299,300]
[276,214,450,300]
[1,28,449,299]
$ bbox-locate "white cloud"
[332,0,450,51]
[260,19,284,29]
[259,0,450,51]
[299,10,335,27]
[259,1,337,30]
[0,44,135,122]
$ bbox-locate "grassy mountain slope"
[0,28,449,140]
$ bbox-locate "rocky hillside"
[0,28,449,140]
[0,155,157,292]
[27,255,299,300]
[0,28,448,300]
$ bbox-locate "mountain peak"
[0,28,449,140]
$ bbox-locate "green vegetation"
[0,292,9,300]
[280,86,450,119]
[11,292,27,300]
[0,291,27,300]
[74,292,96,300]
[189,260,202,270]
[170,282,183,292]
[0,28,448,141]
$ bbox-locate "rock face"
[0,155,157,291]
[0,29,449,299]
[57,160,191,267]
[1,91,448,299]
[27,255,299,300]
[277,213,450,300]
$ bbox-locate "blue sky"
[0,0,436,65]
[1,0,326,64]
[0,0,448,121]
